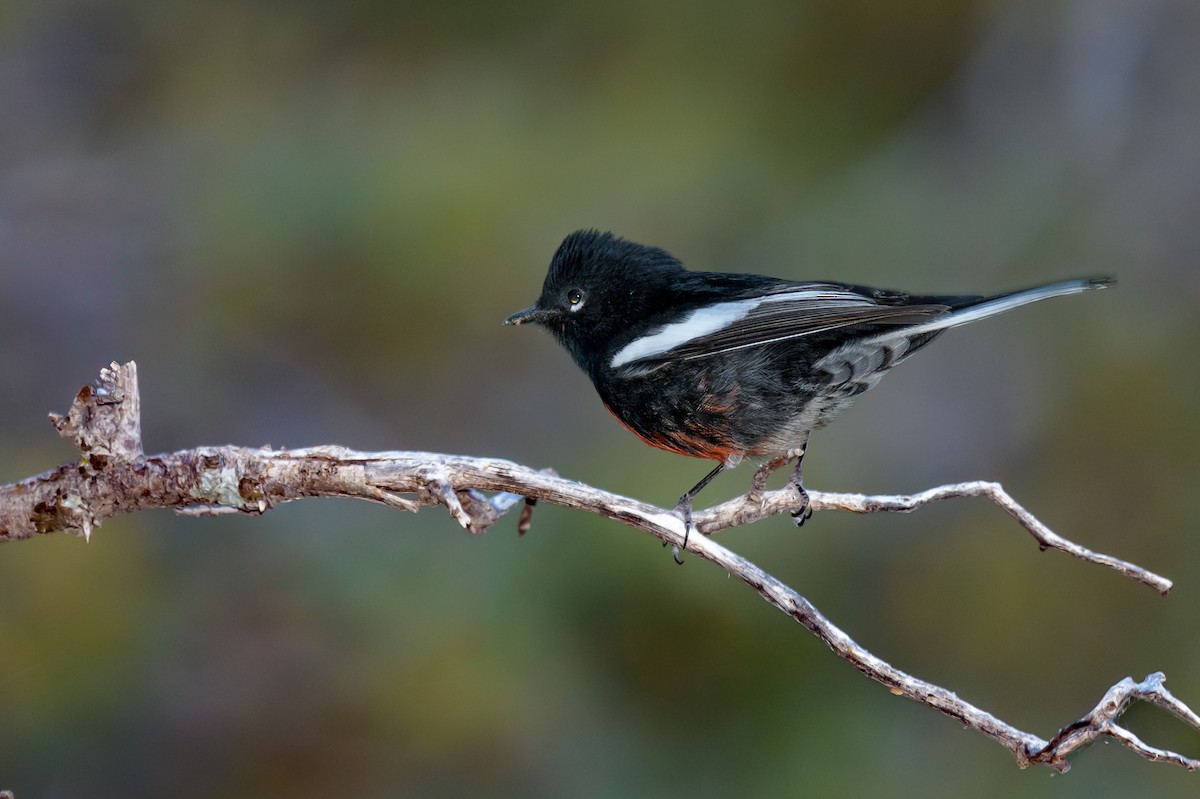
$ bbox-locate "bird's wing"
[609,284,949,369]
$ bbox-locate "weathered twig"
[1,361,1196,773]
[694,481,1172,595]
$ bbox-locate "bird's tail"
[869,277,1114,342]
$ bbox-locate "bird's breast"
[595,362,784,461]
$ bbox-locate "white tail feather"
[866,278,1112,343]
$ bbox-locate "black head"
[505,230,684,373]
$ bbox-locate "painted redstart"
[506,229,1112,552]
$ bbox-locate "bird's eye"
[566,288,584,307]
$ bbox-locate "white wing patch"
[610,298,760,368]
[609,289,868,369]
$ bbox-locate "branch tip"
[50,360,144,466]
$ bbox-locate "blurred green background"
[2,0,1198,796]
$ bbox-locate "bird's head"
[505,230,683,373]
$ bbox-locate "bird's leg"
[787,448,812,526]
[671,461,726,562]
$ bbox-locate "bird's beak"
[504,305,549,326]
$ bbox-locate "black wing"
[616,283,952,368]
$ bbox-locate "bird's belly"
[597,364,802,462]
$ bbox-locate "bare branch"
[1,361,1195,774]
[694,481,1172,595]
[1029,673,1200,771]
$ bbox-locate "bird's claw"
[790,484,812,527]
[670,500,694,564]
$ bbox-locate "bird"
[505,229,1112,553]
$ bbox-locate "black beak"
[504,305,551,326]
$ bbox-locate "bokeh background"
[2,0,1198,796]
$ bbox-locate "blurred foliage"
[1,0,1199,796]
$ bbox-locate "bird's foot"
[789,483,812,526]
[787,449,812,526]
[669,497,694,564]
